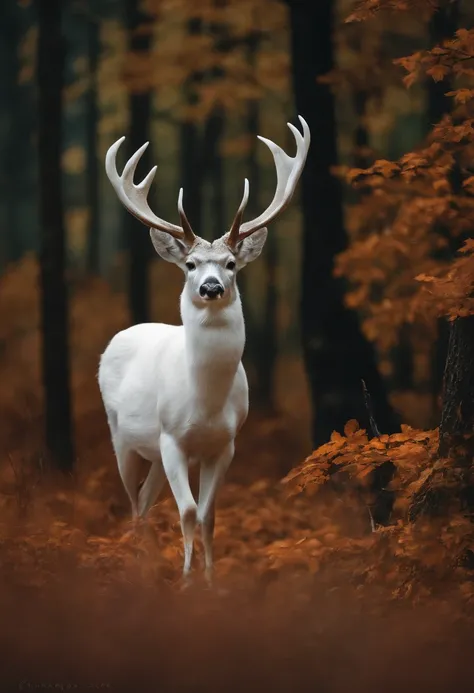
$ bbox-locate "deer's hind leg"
[138,457,167,518]
[114,439,141,519]
[105,409,141,519]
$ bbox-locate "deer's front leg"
[198,443,234,584]
[160,433,197,580]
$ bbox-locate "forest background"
[1,2,474,684]
[5,0,471,471]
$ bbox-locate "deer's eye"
[185,261,196,271]
[226,261,236,271]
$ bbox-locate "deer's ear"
[150,229,188,264]
[234,227,268,267]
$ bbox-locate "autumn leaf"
[446,89,474,105]
[462,176,474,193]
[344,419,360,436]
[379,160,399,176]
[415,273,436,283]
[426,64,450,82]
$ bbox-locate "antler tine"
[122,141,150,183]
[225,115,310,248]
[105,137,196,244]
[136,164,158,197]
[177,188,196,245]
[227,179,250,248]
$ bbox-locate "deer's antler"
[226,115,310,248]
[105,138,196,246]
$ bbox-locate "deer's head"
[105,117,310,308]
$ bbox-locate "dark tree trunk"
[427,1,459,421]
[256,228,278,412]
[180,18,204,238]
[180,116,202,237]
[201,109,225,239]
[124,0,153,324]
[239,89,258,403]
[285,0,400,447]
[37,0,74,470]
[200,2,227,240]
[409,316,474,521]
[353,89,370,171]
[86,11,100,273]
[242,35,277,412]
[392,326,415,390]
[1,4,31,263]
[438,317,474,461]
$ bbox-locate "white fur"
[98,232,266,581]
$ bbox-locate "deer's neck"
[180,292,245,413]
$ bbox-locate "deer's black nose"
[199,278,224,299]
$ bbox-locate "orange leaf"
[426,65,450,82]
[446,89,474,105]
[344,419,360,436]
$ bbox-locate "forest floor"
[1,411,474,693]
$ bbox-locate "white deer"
[98,116,310,583]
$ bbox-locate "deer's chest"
[177,416,235,460]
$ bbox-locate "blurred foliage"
[283,418,474,605]
[336,6,474,377]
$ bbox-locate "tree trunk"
[180,18,204,238]
[180,116,202,237]
[86,11,100,273]
[392,324,415,392]
[201,109,225,239]
[124,0,153,324]
[428,0,459,422]
[243,35,277,412]
[37,0,74,470]
[438,317,474,461]
[198,2,228,241]
[256,228,278,412]
[1,3,31,263]
[285,0,399,447]
[353,88,370,171]
[409,315,474,521]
